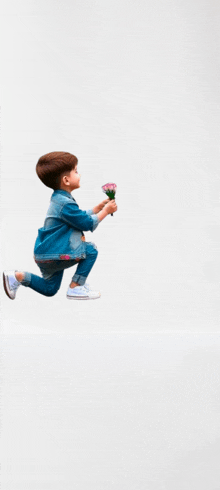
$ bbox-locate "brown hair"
[36,151,78,190]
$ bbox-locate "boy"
[3,151,117,300]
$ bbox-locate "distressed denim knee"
[88,242,98,256]
[87,245,98,264]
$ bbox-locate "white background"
[0,0,220,488]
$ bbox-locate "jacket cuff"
[90,214,100,231]
[86,208,94,216]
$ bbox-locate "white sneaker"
[3,270,21,300]
[67,283,101,300]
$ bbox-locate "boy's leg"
[70,242,98,287]
[15,259,79,297]
[18,269,64,297]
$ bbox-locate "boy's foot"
[66,283,101,300]
[3,270,21,300]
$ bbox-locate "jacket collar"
[52,190,76,201]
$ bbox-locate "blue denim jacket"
[34,190,100,261]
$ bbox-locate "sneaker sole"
[3,273,15,300]
[66,295,100,300]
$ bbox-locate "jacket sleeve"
[61,201,100,232]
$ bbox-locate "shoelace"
[72,284,90,294]
[10,279,20,290]
[69,283,90,293]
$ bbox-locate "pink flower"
[101,182,117,216]
[102,183,117,192]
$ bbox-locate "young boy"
[3,151,117,300]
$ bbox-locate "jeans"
[20,242,98,297]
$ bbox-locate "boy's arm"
[96,208,108,222]
[61,201,100,232]
[86,208,95,216]
[85,206,101,215]
[85,199,110,215]
[84,208,108,222]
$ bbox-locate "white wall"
[1,0,219,332]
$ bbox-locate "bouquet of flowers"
[101,183,117,216]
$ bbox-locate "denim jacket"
[34,190,100,261]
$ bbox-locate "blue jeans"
[20,242,98,297]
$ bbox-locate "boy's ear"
[62,174,70,185]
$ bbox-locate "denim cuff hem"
[72,274,87,286]
[20,272,32,286]
[91,214,99,232]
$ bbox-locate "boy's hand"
[93,198,110,213]
[105,199,117,215]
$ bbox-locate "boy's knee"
[89,242,98,255]
[46,289,58,297]
[46,290,57,297]
[46,283,60,297]
[91,248,98,261]
[84,243,98,261]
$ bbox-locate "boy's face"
[61,165,81,192]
